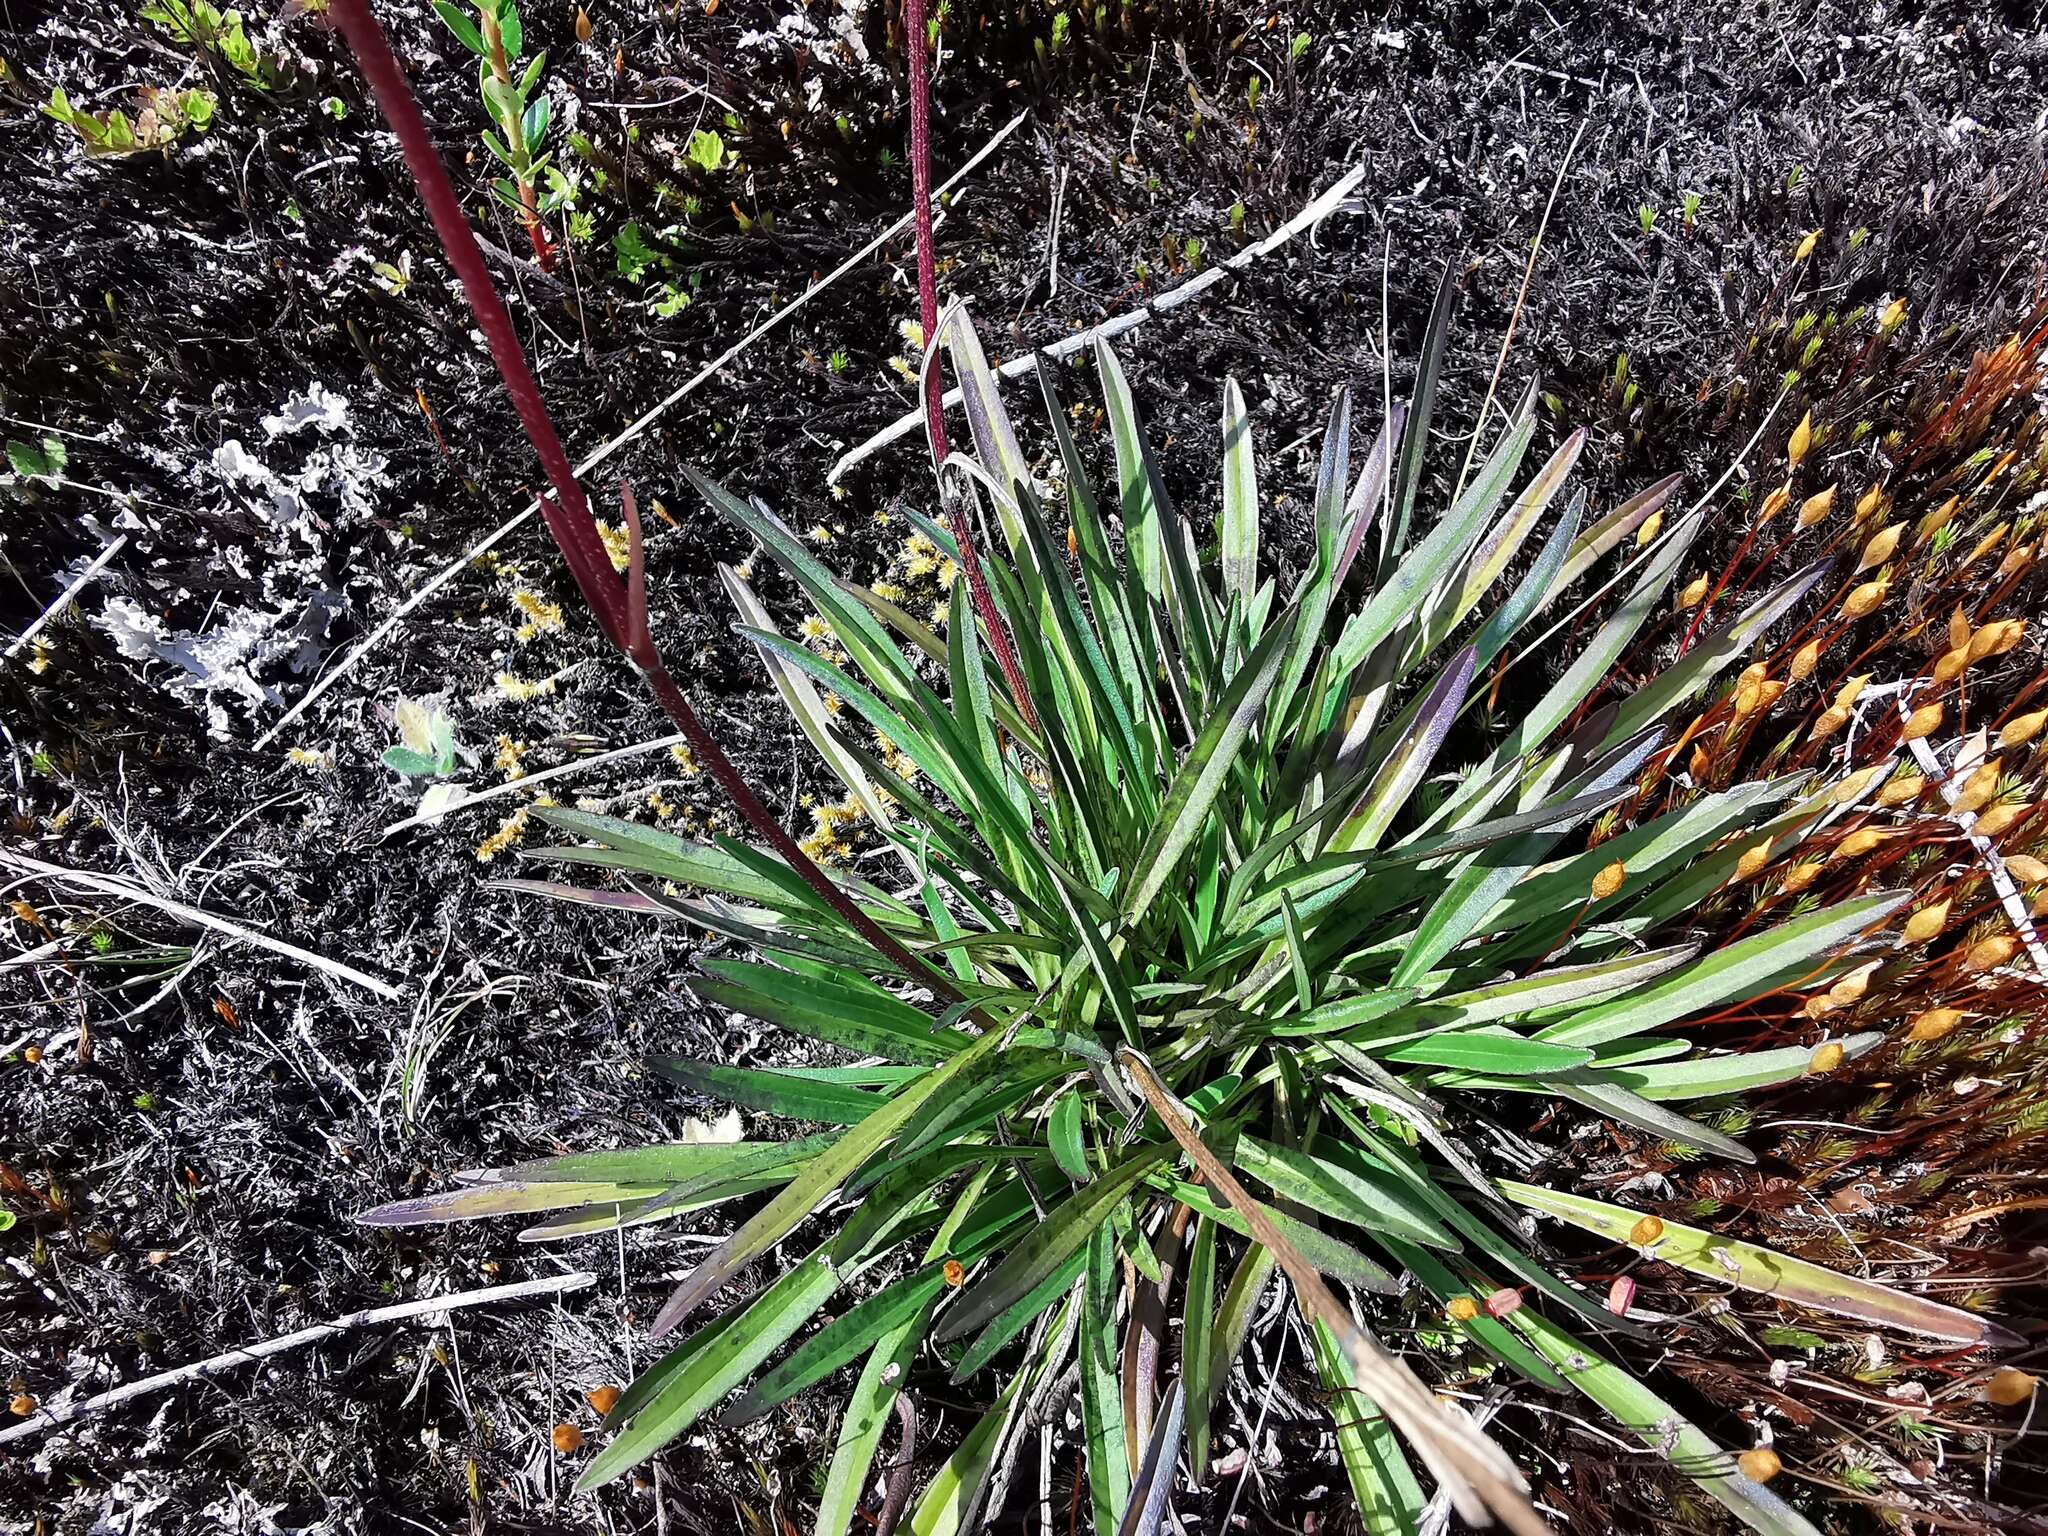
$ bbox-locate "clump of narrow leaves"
[365,280,2021,1533]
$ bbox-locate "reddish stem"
[899,0,1039,733]
[328,0,960,1003]
[904,0,945,462]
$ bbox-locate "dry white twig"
[0,849,402,999]
[0,1271,594,1446]
[380,731,689,838]
[256,110,1029,752]
[1887,690,2048,974]
[4,535,128,664]
[826,162,1370,483]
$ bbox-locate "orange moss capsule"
[8,1394,34,1417]
[1878,774,1925,808]
[1679,576,1709,608]
[1739,1447,1783,1484]
[1964,934,2018,972]
[1988,1368,2037,1407]
[2002,854,2047,885]
[1952,760,2003,816]
[1827,962,1878,1004]
[552,1423,585,1453]
[1788,411,1814,468]
[1830,764,1885,804]
[1916,496,1958,542]
[1833,827,1888,860]
[1948,609,1973,651]
[1759,484,1792,523]
[1811,705,1849,741]
[1446,1295,1480,1322]
[1840,579,1887,620]
[1788,639,1821,682]
[575,6,592,43]
[1855,483,1885,521]
[1782,861,1823,893]
[1856,522,1902,572]
[1901,703,1943,742]
[943,1259,967,1287]
[1636,510,1664,548]
[1629,1215,1665,1247]
[586,1385,622,1416]
[1592,860,1627,900]
[1907,1008,1962,1042]
[1902,900,1950,945]
[1933,648,1971,686]
[1968,618,2024,662]
[1796,486,1833,527]
[1736,843,1772,880]
[1960,523,2007,573]
[1975,802,2028,837]
[1808,1041,1845,1075]
[1997,709,2047,749]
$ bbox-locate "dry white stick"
[255,110,1029,752]
[0,1270,594,1446]
[0,849,402,999]
[1889,692,2048,974]
[826,163,1370,484]
[4,535,128,663]
[381,730,688,839]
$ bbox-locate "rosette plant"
[365,308,2027,1532]
[329,4,2013,1531]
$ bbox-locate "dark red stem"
[900,0,1039,732]
[329,0,960,1003]
[904,0,945,461]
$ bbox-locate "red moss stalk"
[328,0,957,1001]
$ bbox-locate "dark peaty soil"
[3,0,2045,1532]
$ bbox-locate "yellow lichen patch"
[474,807,529,863]
[670,744,701,777]
[493,735,529,779]
[593,521,632,573]
[510,589,565,639]
[647,788,676,820]
[286,745,333,771]
[496,671,558,702]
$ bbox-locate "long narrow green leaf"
[1311,1318,1426,1536]
[1079,1224,1130,1533]
[579,1244,839,1489]
[1611,1031,1883,1100]
[936,1144,1174,1342]
[647,1057,888,1126]
[908,1364,1027,1536]
[1501,1181,2021,1347]
[1220,377,1259,617]
[1538,893,1909,1048]
[1124,611,1296,924]
[1505,1305,1825,1536]
[692,958,961,1066]
[813,1295,934,1536]
[1235,1135,1455,1250]
[1181,1214,1217,1480]
[649,1030,1005,1338]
